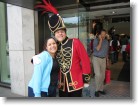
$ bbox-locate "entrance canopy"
[0,0,129,10]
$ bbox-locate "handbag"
[105,69,111,84]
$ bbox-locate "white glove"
[84,83,89,88]
[32,55,41,65]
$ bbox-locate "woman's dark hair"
[97,29,106,36]
[31,37,57,64]
[43,37,57,50]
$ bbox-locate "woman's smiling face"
[46,38,57,54]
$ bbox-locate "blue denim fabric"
[110,51,118,63]
[28,87,48,97]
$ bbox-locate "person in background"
[89,33,95,78]
[109,35,120,64]
[93,29,109,97]
[28,37,60,97]
[120,35,128,62]
[125,36,130,61]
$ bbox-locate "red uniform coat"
[57,37,91,92]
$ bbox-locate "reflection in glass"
[63,16,79,38]
[0,2,10,84]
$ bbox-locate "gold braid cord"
[83,74,91,83]
[56,46,72,74]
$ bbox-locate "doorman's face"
[54,29,66,42]
[46,38,57,54]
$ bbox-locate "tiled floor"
[82,79,130,98]
[110,61,125,80]
[0,87,21,97]
[0,79,130,98]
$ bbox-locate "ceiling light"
[112,11,116,14]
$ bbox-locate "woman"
[28,37,60,97]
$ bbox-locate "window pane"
[0,2,10,84]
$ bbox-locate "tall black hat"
[35,0,66,33]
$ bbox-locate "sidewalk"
[83,79,130,98]
[0,87,22,97]
[0,79,130,98]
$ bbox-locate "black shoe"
[95,91,100,97]
[99,91,106,95]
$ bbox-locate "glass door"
[0,2,10,84]
[60,4,79,39]
[78,3,90,55]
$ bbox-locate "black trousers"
[48,85,57,97]
[59,89,82,97]
[122,51,127,62]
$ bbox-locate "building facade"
[0,2,35,96]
